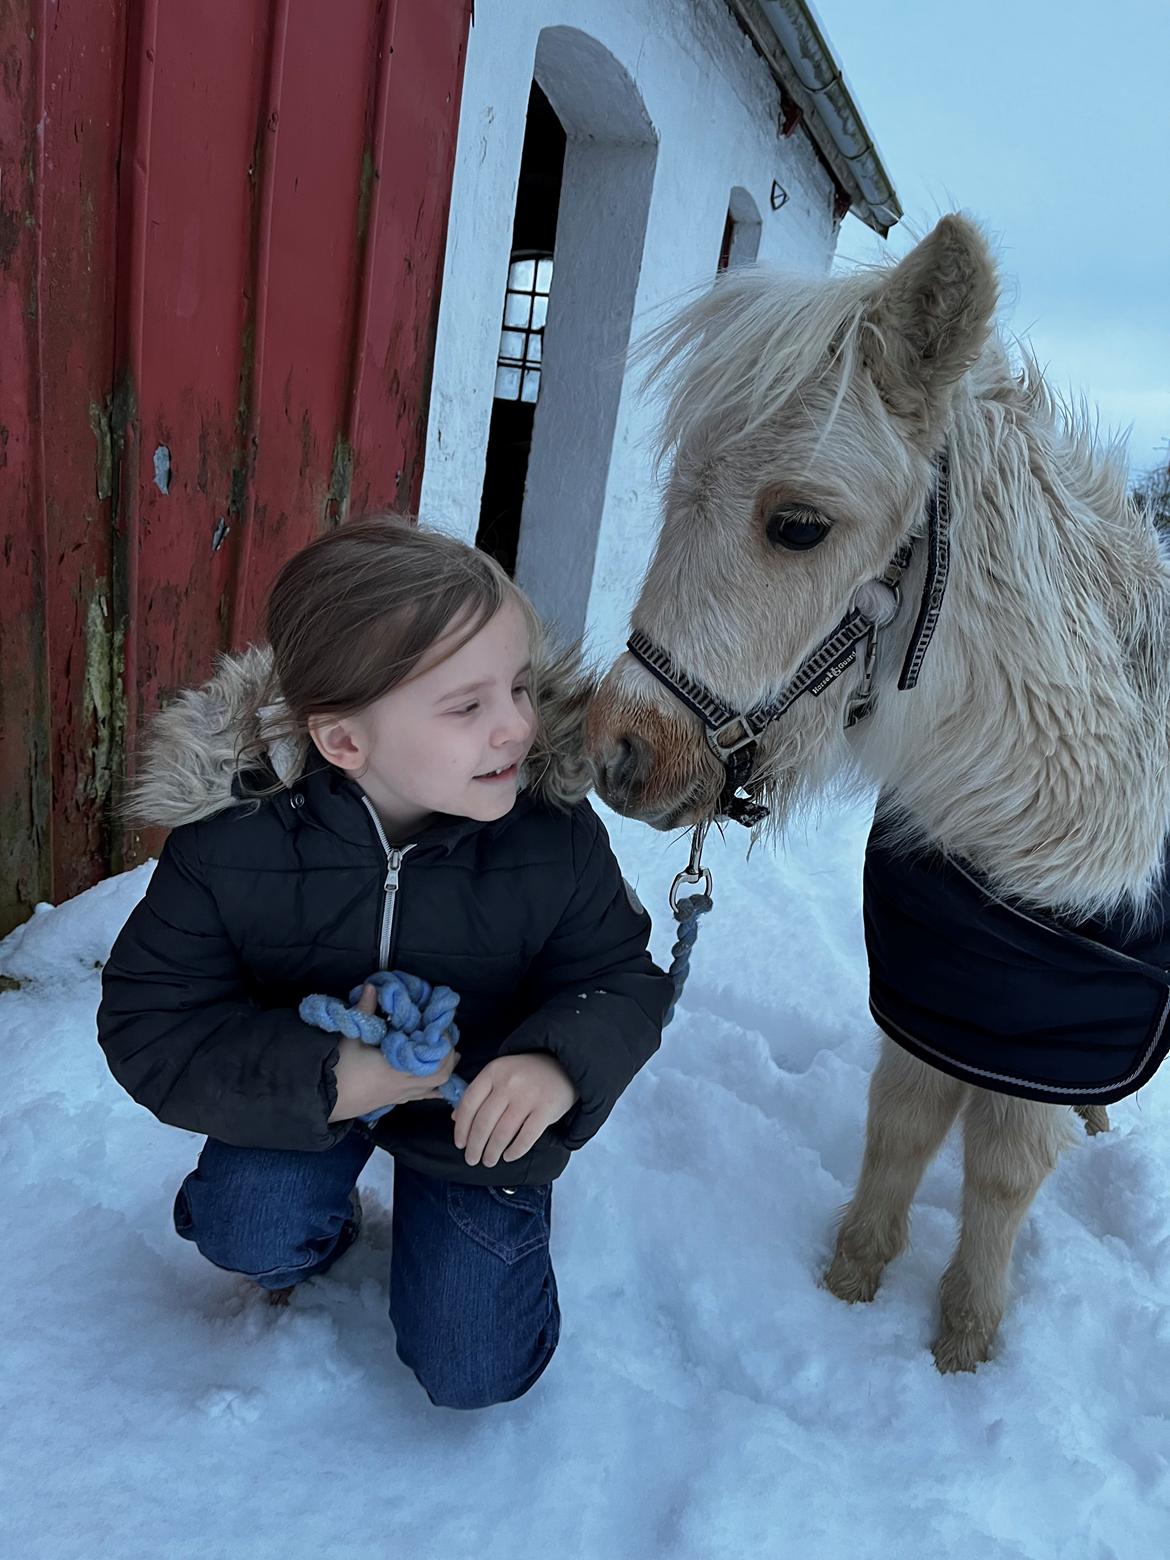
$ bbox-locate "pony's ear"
[863,215,997,439]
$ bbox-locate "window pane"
[495,365,522,400]
[530,293,548,330]
[503,290,531,328]
[536,258,554,293]
[526,333,542,365]
[499,330,526,362]
[520,369,541,403]
[510,258,536,291]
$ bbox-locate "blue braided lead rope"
[299,969,466,1123]
[663,890,714,1027]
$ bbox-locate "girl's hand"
[327,984,459,1123]
[452,1053,578,1168]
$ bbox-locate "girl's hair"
[240,516,539,780]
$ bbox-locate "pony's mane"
[1007,348,1133,520]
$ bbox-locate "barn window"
[717,186,762,272]
[494,253,553,403]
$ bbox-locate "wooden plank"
[40,0,127,902]
[0,2,50,933]
[228,0,383,642]
[112,0,269,848]
[349,0,472,517]
[0,0,127,929]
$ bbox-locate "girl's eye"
[453,701,479,717]
[765,505,831,551]
[513,684,531,701]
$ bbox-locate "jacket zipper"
[361,798,415,970]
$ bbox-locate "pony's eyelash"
[765,505,832,551]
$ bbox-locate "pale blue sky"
[822,0,1169,476]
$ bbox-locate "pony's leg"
[825,1037,966,1304]
[1073,1103,1110,1136]
[933,1090,1074,1373]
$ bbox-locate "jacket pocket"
[445,1182,550,1265]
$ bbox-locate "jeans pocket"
[446,1182,550,1265]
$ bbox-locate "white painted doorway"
[503,26,659,642]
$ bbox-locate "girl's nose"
[495,700,533,747]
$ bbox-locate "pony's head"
[588,215,998,828]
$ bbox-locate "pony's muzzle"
[587,677,723,827]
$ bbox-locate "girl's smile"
[473,761,520,783]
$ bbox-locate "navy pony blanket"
[864,815,1170,1105]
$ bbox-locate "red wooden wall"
[0,0,472,933]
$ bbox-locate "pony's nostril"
[605,735,640,797]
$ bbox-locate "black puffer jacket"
[97,648,670,1186]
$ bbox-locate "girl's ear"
[308,714,365,771]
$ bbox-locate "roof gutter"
[726,0,902,236]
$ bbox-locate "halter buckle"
[844,623,880,729]
[707,713,760,758]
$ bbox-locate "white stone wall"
[418,0,839,656]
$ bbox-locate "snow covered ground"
[2,796,1168,1560]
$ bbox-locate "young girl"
[98,518,670,1410]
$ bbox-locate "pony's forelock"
[634,267,884,466]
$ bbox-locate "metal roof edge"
[726,0,902,236]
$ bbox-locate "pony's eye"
[765,506,831,551]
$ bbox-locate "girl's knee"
[392,1270,561,1409]
[399,1329,559,1410]
[173,1173,359,1288]
[173,1183,310,1284]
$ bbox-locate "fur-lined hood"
[129,638,597,830]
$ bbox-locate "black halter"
[626,453,952,827]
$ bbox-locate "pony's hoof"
[931,1324,993,1374]
[1074,1104,1110,1136]
[823,1251,884,1304]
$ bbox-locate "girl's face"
[312,597,537,838]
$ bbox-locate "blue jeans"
[173,1130,560,1410]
